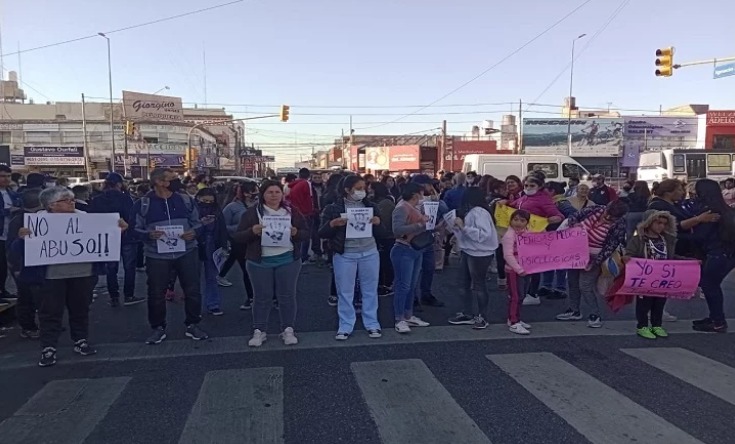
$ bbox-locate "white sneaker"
[280,327,298,345]
[395,321,411,334]
[248,329,267,347]
[216,276,233,287]
[662,311,677,322]
[507,319,532,329]
[405,316,430,327]
[509,323,531,335]
[522,294,541,306]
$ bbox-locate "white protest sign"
[212,247,229,273]
[423,201,440,230]
[443,209,458,233]
[262,215,292,247]
[346,207,373,239]
[24,212,121,266]
[156,225,185,253]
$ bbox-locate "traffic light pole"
[674,55,735,69]
[185,114,280,171]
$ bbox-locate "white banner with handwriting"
[24,213,121,266]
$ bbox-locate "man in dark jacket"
[589,174,618,206]
[0,165,20,304]
[89,172,143,307]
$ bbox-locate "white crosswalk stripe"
[179,368,285,444]
[487,352,705,444]
[2,348,734,443]
[351,359,492,444]
[0,377,130,444]
[621,347,735,406]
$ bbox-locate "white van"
[462,154,590,181]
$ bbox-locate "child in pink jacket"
[502,209,532,335]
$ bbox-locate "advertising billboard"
[122,90,184,122]
[388,145,420,170]
[365,147,390,170]
[24,146,85,166]
[523,118,623,157]
[622,116,699,167]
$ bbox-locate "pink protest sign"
[617,258,700,299]
[516,227,590,274]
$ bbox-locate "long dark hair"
[369,182,390,201]
[341,175,364,197]
[458,187,492,218]
[632,180,651,200]
[695,179,735,244]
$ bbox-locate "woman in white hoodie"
[448,187,499,329]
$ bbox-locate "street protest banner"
[517,227,589,274]
[24,213,121,266]
[494,204,548,232]
[616,258,700,299]
[423,201,439,230]
[346,207,373,239]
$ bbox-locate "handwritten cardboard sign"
[517,226,589,274]
[24,212,121,266]
[617,258,700,299]
[494,204,548,232]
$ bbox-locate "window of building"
[713,135,735,150]
[0,132,10,144]
[62,131,84,144]
[527,163,558,179]
[25,131,53,144]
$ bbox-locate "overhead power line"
[355,0,595,130]
[0,0,246,58]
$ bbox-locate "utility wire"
[355,0,595,130]
[0,0,246,58]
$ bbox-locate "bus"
[636,149,735,186]
[462,154,591,182]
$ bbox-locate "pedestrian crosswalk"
[0,347,733,444]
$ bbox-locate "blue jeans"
[419,245,435,299]
[333,249,380,333]
[106,244,138,299]
[541,269,567,292]
[391,243,423,321]
[201,237,221,310]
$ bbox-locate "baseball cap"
[105,172,125,185]
[411,174,432,185]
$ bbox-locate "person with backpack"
[133,168,208,345]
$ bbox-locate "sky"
[3,0,735,166]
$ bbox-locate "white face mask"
[352,190,366,200]
[525,188,538,196]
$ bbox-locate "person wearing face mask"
[411,174,448,308]
[319,175,385,340]
[219,182,258,308]
[466,171,479,187]
[194,188,228,316]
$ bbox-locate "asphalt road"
[0,258,734,444]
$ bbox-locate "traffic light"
[124,121,136,136]
[280,105,290,122]
[655,47,675,77]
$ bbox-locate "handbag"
[410,231,434,250]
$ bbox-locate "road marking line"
[178,368,284,444]
[0,319,732,370]
[488,353,704,444]
[621,347,735,406]
[0,377,130,444]
[351,359,492,444]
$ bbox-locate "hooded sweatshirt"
[455,207,499,257]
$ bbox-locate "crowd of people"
[1,164,734,367]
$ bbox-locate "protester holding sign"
[195,188,228,316]
[448,188,499,330]
[319,175,384,341]
[623,210,682,339]
[13,187,128,367]
[235,180,309,347]
[133,168,208,346]
[556,200,629,328]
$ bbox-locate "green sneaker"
[637,327,657,339]
[651,326,668,337]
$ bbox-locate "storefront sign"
[0,123,22,130]
[516,227,590,274]
[123,90,184,122]
[388,145,420,170]
[444,140,497,164]
[622,116,699,167]
[365,147,390,170]
[24,146,84,166]
[706,111,735,126]
[617,258,700,299]
[523,118,623,157]
[23,123,59,131]
[24,213,121,266]
[114,154,184,167]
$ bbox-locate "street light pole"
[98,32,116,172]
[152,86,170,95]
[567,33,586,156]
